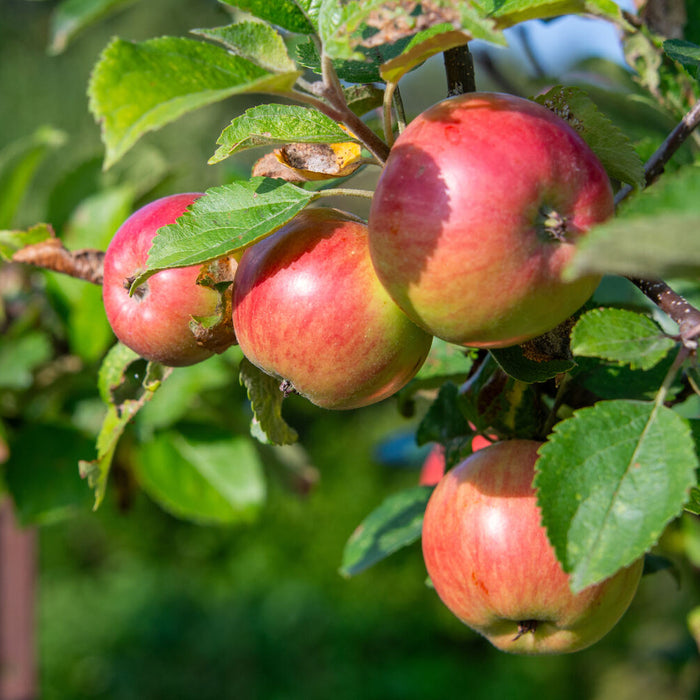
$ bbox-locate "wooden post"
[0,499,37,700]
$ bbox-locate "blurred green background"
[3,1,700,698]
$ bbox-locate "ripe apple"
[368,92,614,348]
[103,193,233,367]
[232,207,433,410]
[419,433,494,486]
[421,440,643,654]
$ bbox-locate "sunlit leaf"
[89,37,300,168]
[536,399,697,591]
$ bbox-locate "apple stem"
[443,44,476,96]
[514,619,539,640]
[124,276,147,301]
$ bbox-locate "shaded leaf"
[566,168,700,280]
[134,426,265,525]
[536,86,644,188]
[0,127,67,229]
[664,38,700,77]
[536,399,698,591]
[340,486,432,576]
[490,345,575,383]
[89,37,300,168]
[48,0,137,55]
[416,382,471,446]
[0,332,53,390]
[5,424,94,525]
[239,357,299,446]
[571,308,676,370]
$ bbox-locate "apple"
[419,433,494,486]
[368,92,614,348]
[103,193,234,367]
[232,207,433,410]
[421,440,643,654]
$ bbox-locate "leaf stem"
[314,187,375,202]
[655,345,690,409]
[383,81,398,147]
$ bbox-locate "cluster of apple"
[102,92,640,654]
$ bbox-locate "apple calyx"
[537,205,569,243]
[514,619,539,640]
[279,379,298,397]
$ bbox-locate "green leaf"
[239,357,298,446]
[81,343,172,509]
[416,382,471,447]
[135,178,315,282]
[379,19,504,83]
[210,104,355,164]
[192,21,297,74]
[218,0,315,34]
[686,487,700,516]
[664,39,700,77]
[536,399,698,591]
[5,423,95,525]
[566,168,700,280]
[0,332,53,389]
[340,486,432,577]
[482,0,621,27]
[535,86,644,189]
[133,426,265,525]
[88,37,300,168]
[0,127,67,229]
[48,0,137,55]
[571,308,676,370]
[490,345,576,383]
[0,223,54,261]
[574,354,681,402]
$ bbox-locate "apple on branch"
[422,440,643,654]
[232,207,433,410]
[368,92,614,348]
[102,193,236,367]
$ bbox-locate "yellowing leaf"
[275,141,363,180]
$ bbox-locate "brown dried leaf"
[251,152,310,183]
[191,256,238,354]
[13,234,105,285]
[276,141,363,180]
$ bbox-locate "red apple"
[419,433,495,486]
[422,440,643,654]
[103,193,232,367]
[368,92,614,348]
[232,207,433,410]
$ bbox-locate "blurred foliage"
[2,0,700,698]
